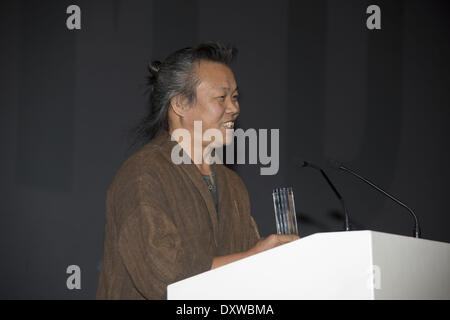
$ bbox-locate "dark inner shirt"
[202,167,218,213]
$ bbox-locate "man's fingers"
[275,234,300,244]
[280,234,300,241]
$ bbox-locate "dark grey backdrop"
[1,0,449,299]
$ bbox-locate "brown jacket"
[96,130,260,299]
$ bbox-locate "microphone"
[328,159,421,238]
[298,160,351,232]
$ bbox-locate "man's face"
[184,60,240,147]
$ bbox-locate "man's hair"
[130,42,238,148]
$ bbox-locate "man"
[97,42,298,299]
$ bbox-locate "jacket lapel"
[150,130,220,247]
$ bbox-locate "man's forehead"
[198,81,238,93]
[195,61,237,91]
[219,86,239,92]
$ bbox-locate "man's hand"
[248,234,300,255]
[211,234,299,270]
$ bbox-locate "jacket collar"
[146,129,221,247]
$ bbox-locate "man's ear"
[170,95,190,118]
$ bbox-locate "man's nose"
[227,99,240,115]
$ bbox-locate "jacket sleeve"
[248,215,261,249]
[115,171,213,299]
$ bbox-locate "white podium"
[167,231,450,300]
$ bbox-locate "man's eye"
[217,96,226,100]
[233,95,239,100]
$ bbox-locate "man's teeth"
[223,121,234,129]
